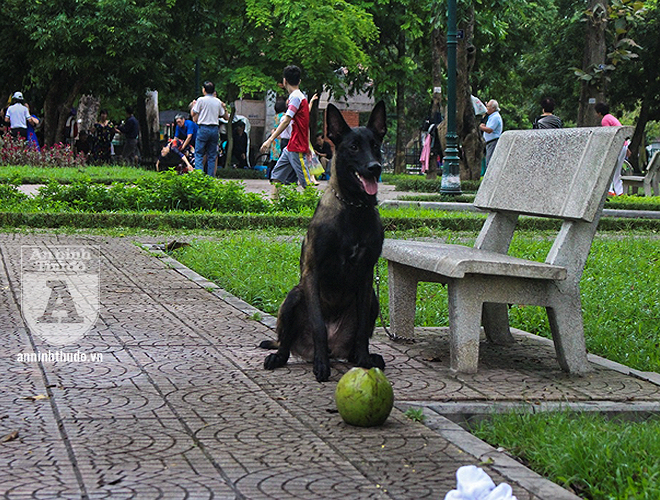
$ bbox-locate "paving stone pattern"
[2,234,658,499]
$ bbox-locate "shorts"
[270,148,313,187]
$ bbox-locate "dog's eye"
[349,143,359,152]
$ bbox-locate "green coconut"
[335,367,394,427]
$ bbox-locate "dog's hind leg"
[350,285,385,370]
[263,287,304,370]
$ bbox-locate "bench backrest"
[475,127,633,222]
[646,151,660,174]
[472,127,632,281]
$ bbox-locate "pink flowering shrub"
[0,134,86,167]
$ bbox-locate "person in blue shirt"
[479,99,503,172]
[25,104,41,150]
[174,114,197,153]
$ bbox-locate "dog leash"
[375,263,416,343]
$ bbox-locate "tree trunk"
[225,108,236,170]
[629,90,652,172]
[394,31,407,175]
[77,95,100,137]
[577,0,608,127]
[435,7,482,180]
[134,95,147,164]
[309,88,322,140]
[54,78,86,146]
[42,75,66,147]
[457,11,482,181]
[143,91,160,162]
[394,79,406,174]
[42,73,86,146]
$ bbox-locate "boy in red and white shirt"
[260,65,313,189]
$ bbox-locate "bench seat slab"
[382,240,567,280]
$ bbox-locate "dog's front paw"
[259,339,279,350]
[369,353,385,370]
[264,352,288,370]
[313,358,331,382]
[356,353,385,370]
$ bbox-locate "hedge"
[1,211,658,231]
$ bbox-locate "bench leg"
[387,261,418,339]
[546,289,591,375]
[644,180,652,197]
[482,303,515,345]
[447,280,482,374]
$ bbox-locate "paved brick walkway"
[2,233,659,499]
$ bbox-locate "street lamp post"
[440,0,462,195]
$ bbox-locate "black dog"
[260,101,387,382]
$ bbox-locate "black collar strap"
[331,187,377,208]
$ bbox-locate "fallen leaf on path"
[1,430,19,443]
[24,394,49,401]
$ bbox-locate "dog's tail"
[258,340,279,350]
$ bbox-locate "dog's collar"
[331,187,376,208]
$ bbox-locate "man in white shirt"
[479,99,503,173]
[4,92,33,140]
[191,81,230,176]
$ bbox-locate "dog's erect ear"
[367,101,387,141]
[326,103,352,145]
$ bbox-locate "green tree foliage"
[194,0,379,102]
[571,0,646,89]
[610,0,660,118]
[367,0,431,173]
[2,0,178,145]
[472,0,581,128]
[1,0,378,148]
[2,0,658,175]
[246,0,377,87]
[425,0,522,178]
[471,0,653,130]
[608,0,660,166]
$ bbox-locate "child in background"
[260,65,313,192]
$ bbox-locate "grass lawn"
[471,412,660,499]
[0,164,158,184]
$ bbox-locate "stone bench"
[621,151,660,196]
[382,126,632,374]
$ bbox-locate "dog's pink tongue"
[361,176,379,195]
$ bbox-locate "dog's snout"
[367,161,382,176]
